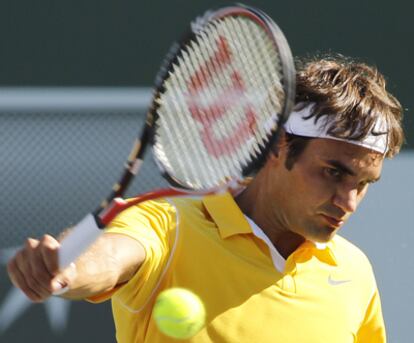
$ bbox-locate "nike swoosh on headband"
[283,102,389,154]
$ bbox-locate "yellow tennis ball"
[153,288,206,340]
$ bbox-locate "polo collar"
[202,192,338,267]
[203,192,252,238]
[291,240,338,267]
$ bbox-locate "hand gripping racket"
[58,4,296,269]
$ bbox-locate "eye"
[357,181,368,192]
[358,179,376,190]
[324,167,342,180]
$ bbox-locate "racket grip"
[58,213,102,270]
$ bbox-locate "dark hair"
[284,133,312,170]
[283,54,405,167]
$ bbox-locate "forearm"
[59,232,145,300]
[7,230,145,303]
[58,237,120,299]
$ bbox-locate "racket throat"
[96,198,129,227]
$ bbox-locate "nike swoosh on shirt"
[328,275,352,286]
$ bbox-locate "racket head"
[149,4,296,192]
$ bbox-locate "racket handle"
[58,213,102,270]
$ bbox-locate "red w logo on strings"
[186,36,257,158]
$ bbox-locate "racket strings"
[154,84,189,177]
[154,15,287,190]
[175,48,220,184]
[196,28,248,178]
[158,40,235,188]
[227,17,284,148]
[184,37,226,166]
[156,66,205,185]
[157,35,232,188]
[220,19,267,156]
[205,25,255,165]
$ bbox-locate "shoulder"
[111,198,178,226]
[108,196,208,233]
[332,234,367,256]
[332,235,372,266]
[331,235,377,284]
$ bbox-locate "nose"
[332,186,358,214]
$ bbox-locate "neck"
[235,180,305,259]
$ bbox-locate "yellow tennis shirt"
[91,193,386,343]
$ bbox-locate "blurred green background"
[0,1,412,343]
[0,0,411,148]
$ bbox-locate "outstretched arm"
[7,232,145,302]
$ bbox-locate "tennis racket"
[58,4,296,270]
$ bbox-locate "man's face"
[263,138,384,243]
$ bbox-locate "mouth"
[320,214,344,228]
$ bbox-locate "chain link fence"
[0,88,166,248]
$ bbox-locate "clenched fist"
[7,234,76,302]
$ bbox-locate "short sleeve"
[88,199,178,310]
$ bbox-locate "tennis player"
[7,55,404,342]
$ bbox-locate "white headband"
[283,103,389,154]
